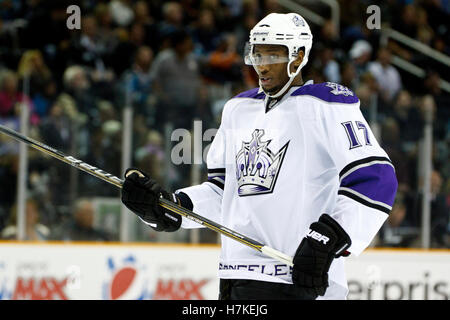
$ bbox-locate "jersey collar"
[263,80,314,113]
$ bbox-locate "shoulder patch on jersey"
[292,82,359,104]
[234,87,266,100]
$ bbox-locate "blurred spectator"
[392,4,418,39]
[340,62,357,90]
[421,71,450,140]
[234,13,258,54]
[422,70,442,97]
[420,0,450,44]
[30,79,58,118]
[38,96,80,208]
[349,40,372,81]
[158,2,184,41]
[81,117,122,197]
[388,4,418,62]
[151,29,203,130]
[378,193,419,247]
[121,46,155,117]
[111,22,147,76]
[368,47,402,104]
[415,7,435,46]
[379,116,414,194]
[338,0,367,30]
[318,19,340,51]
[62,65,96,118]
[39,100,71,151]
[135,129,165,182]
[190,9,221,56]
[17,50,52,97]
[200,0,228,31]
[314,45,341,84]
[132,1,159,52]
[354,72,378,111]
[408,170,450,248]
[241,0,261,19]
[16,49,56,117]
[391,90,422,145]
[0,70,36,123]
[133,1,154,25]
[51,198,111,241]
[204,33,242,83]
[70,14,116,84]
[0,70,21,117]
[94,3,120,58]
[1,198,50,241]
[109,0,135,27]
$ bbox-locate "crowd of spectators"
[0,0,448,247]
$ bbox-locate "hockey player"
[121,13,398,300]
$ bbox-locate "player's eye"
[269,54,279,62]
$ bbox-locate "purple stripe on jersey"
[238,185,269,195]
[235,88,266,99]
[340,163,398,207]
[292,82,359,104]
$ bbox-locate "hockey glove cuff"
[292,214,351,296]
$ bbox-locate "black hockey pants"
[219,279,318,300]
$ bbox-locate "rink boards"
[0,242,448,300]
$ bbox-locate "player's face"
[253,45,290,95]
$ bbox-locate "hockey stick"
[0,124,294,266]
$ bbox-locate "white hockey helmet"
[246,13,313,98]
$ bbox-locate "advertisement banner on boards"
[345,249,449,300]
[0,244,448,300]
[0,243,220,300]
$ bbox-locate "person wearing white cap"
[349,39,373,79]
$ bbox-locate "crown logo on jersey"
[325,82,354,96]
[235,129,289,196]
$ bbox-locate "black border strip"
[339,156,392,179]
[338,189,391,214]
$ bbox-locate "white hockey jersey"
[176,80,398,299]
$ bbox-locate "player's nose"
[255,64,270,75]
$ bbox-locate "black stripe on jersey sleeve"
[206,179,224,190]
[339,156,392,179]
[208,168,226,174]
[338,189,391,214]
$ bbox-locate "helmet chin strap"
[259,60,303,98]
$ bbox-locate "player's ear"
[291,50,304,72]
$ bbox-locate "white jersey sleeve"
[311,83,398,255]
[175,102,230,229]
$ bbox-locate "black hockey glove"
[121,168,186,232]
[292,214,351,297]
